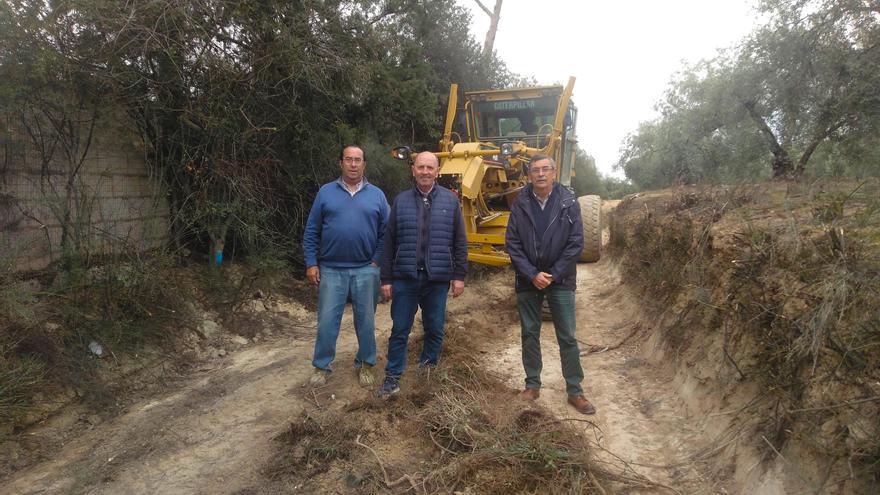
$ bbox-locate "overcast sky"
[458,0,760,176]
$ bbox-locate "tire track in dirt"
[2,275,513,495]
[2,305,391,495]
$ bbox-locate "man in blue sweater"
[303,144,389,388]
[377,151,468,396]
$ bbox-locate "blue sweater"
[303,178,389,268]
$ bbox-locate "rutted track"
[3,260,729,494]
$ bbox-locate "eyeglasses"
[529,166,555,175]
[342,156,363,164]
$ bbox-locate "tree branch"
[796,118,846,174]
[482,0,503,57]
[473,0,492,16]
[368,2,412,25]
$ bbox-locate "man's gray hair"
[529,154,556,169]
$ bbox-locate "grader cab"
[392,77,601,266]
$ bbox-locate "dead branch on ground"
[580,323,643,355]
[355,434,424,494]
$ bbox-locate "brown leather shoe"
[567,394,597,415]
[519,388,540,400]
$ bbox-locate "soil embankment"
[607,181,880,494]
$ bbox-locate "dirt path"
[3,260,727,494]
[2,303,385,495]
[2,281,496,495]
[478,261,726,493]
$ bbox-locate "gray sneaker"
[377,376,400,397]
[309,368,330,386]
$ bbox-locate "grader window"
[498,117,523,135]
[472,96,560,147]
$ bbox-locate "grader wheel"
[578,195,602,262]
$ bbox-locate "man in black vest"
[505,154,596,415]
[377,151,468,396]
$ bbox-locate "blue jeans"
[516,286,583,395]
[312,264,380,371]
[384,272,450,378]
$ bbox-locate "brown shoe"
[567,395,597,415]
[519,388,540,401]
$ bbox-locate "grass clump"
[267,348,643,494]
[0,356,45,426]
[0,248,47,427]
[198,253,287,317]
[57,250,190,352]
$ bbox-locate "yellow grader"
[392,76,601,266]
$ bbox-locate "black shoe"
[377,376,400,397]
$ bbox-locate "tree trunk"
[209,215,234,266]
[475,0,503,57]
[742,99,795,178]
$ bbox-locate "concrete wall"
[1,121,169,271]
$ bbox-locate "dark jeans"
[516,286,584,395]
[384,272,450,378]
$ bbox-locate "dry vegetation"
[261,324,675,494]
[0,248,285,439]
[0,253,180,429]
[608,179,880,493]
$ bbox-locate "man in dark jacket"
[377,151,468,396]
[505,154,596,414]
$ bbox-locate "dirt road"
[3,260,726,494]
[482,264,726,493]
